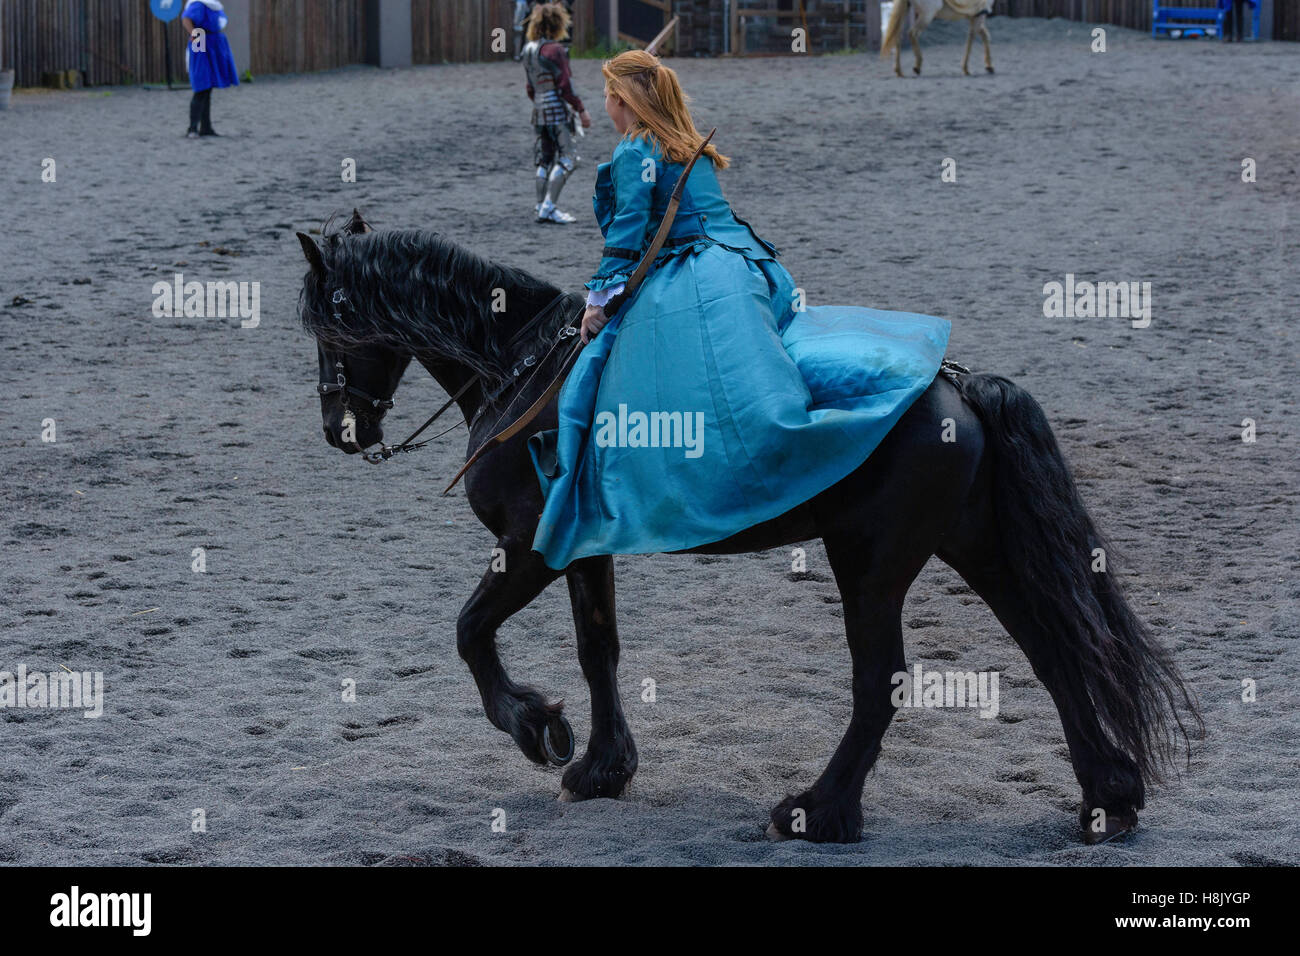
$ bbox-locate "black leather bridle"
[317,356,396,412]
[315,288,578,465]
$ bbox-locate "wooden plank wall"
[412,0,598,64]
[2,0,1293,87]
[1,0,370,87]
[995,0,1224,33]
[1276,0,1299,41]
[1,0,183,87]
[249,0,367,76]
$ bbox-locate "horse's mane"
[298,224,575,386]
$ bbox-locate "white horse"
[882,0,994,77]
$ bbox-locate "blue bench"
[1151,1,1259,40]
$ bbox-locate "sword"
[645,16,679,56]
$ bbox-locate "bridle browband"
[316,288,579,465]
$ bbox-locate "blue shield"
[150,0,184,22]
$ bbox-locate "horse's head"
[298,211,411,454]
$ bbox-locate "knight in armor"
[524,3,591,224]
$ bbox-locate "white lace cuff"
[585,283,626,308]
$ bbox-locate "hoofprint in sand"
[2,19,1297,865]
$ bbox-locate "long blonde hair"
[526,2,570,42]
[602,50,729,168]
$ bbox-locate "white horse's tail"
[881,0,908,55]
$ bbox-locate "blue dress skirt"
[183,1,239,92]
[526,241,951,570]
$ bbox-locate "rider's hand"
[579,109,592,129]
[580,304,607,343]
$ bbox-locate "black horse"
[298,212,1199,845]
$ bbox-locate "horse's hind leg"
[893,0,907,77]
[558,555,638,801]
[910,23,924,75]
[937,486,1144,843]
[768,391,976,842]
[979,14,993,73]
[457,535,566,766]
[962,17,977,75]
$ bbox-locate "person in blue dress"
[182,0,239,138]
[527,49,951,570]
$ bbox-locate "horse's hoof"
[913,66,921,75]
[765,822,792,842]
[542,712,575,767]
[1082,813,1138,845]
[558,787,574,803]
[986,66,995,74]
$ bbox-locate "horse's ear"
[297,232,326,279]
[344,208,371,235]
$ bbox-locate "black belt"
[601,234,707,261]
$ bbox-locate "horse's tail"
[881,0,908,55]
[953,372,1201,783]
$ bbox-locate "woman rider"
[528,50,951,569]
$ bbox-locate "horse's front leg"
[457,535,566,765]
[559,555,638,801]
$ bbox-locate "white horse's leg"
[979,14,993,73]
[910,22,924,75]
[893,0,907,78]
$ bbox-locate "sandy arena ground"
[1,18,1297,865]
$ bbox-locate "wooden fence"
[675,0,1185,54]
[3,0,1294,87]
[0,0,370,87]
[996,0,1157,31]
[249,0,367,76]
[1,0,179,87]
[412,0,598,64]
[1278,0,1300,40]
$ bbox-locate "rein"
[318,289,575,465]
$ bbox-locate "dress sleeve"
[586,143,655,292]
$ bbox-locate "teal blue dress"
[527,134,950,570]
